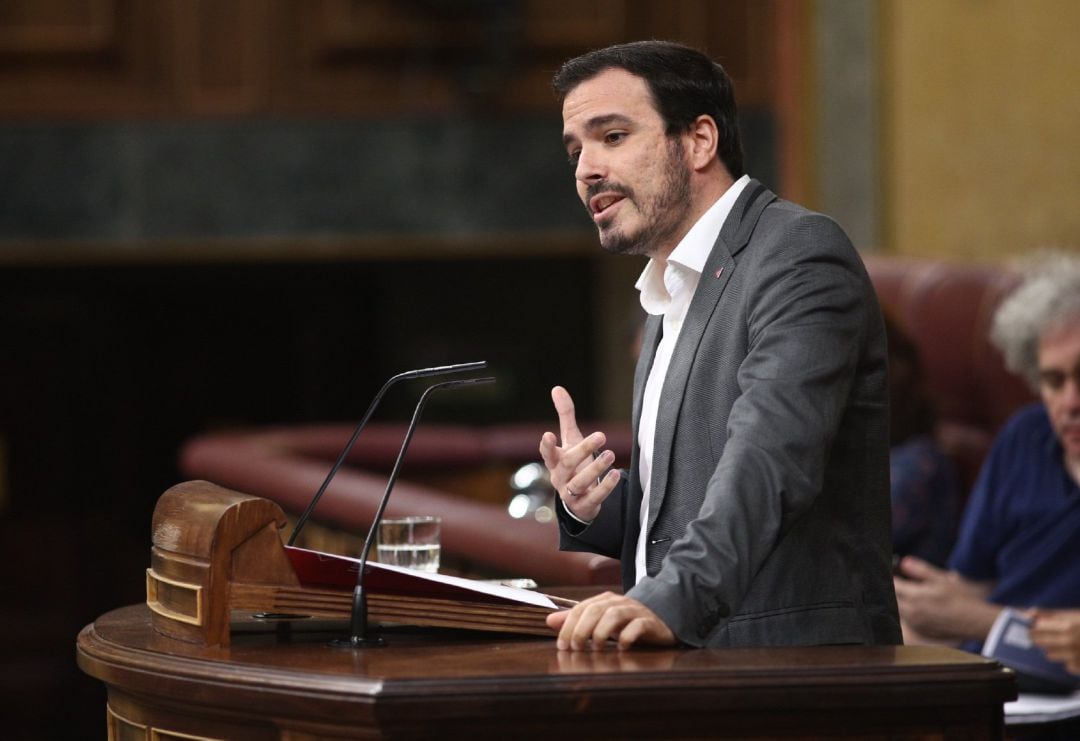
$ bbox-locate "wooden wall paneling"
[0,0,176,117]
[618,0,774,109]
[486,0,630,112]
[522,0,627,48]
[172,0,271,116]
[0,0,115,52]
[268,0,630,115]
[735,0,776,109]
[268,0,462,114]
[266,0,774,116]
[771,0,815,205]
[0,0,778,118]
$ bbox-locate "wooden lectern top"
[78,604,1016,740]
[74,480,1017,739]
[146,480,564,647]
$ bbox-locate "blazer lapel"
[632,314,663,440]
[625,312,662,566]
[645,180,777,536]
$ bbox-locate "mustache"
[585,180,635,203]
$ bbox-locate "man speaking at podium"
[538,41,901,650]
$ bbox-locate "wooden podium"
[76,482,1017,739]
[143,480,561,646]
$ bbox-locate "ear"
[685,114,719,171]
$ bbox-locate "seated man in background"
[895,251,1080,654]
[884,312,963,567]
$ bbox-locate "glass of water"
[376,516,441,573]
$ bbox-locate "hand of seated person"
[893,555,999,643]
[1030,609,1080,674]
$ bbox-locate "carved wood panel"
[0,0,175,116]
[268,0,630,114]
[172,0,270,115]
[270,0,774,114]
[0,0,781,117]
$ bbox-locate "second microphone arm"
[287,361,487,546]
[345,375,496,646]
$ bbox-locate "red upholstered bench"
[179,423,630,586]
[864,256,1035,490]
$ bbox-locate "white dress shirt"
[632,174,750,583]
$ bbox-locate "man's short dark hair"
[553,40,745,178]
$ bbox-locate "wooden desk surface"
[78,604,1016,740]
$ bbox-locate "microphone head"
[430,376,496,392]
[288,361,489,549]
[403,361,487,380]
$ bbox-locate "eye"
[604,131,627,145]
[1040,370,1065,391]
[567,149,581,168]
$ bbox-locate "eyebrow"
[562,113,635,149]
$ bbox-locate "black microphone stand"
[335,376,496,648]
[287,362,486,547]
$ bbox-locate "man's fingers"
[897,555,941,582]
[585,605,673,650]
[1041,645,1074,666]
[568,598,610,651]
[556,605,581,650]
[1031,612,1068,633]
[552,386,584,446]
[589,604,624,647]
[561,468,620,523]
[1021,607,1074,667]
[538,431,559,469]
[554,594,590,650]
[558,431,608,473]
[1031,617,1075,652]
[546,610,569,631]
[624,616,676,649]
[555,592,617,650]
[565,448,616,494]
[552,593,675,651]
[546,386,618,497]
[541,413,618,522]
[892,576,919,600]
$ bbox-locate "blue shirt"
[949,404,1080,611]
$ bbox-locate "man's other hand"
[546,591,676,650]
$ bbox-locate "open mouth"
[589,193,626,219]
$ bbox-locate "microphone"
[340,375,497,647]
[287,361,486,546]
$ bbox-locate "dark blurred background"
[1,1,1076,738]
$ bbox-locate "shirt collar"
[668,174,751,273]
[635,174,751,314]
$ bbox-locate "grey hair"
[990,250,1080,389]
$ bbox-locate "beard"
[588,137,693,257]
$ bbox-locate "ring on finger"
[566,485,581,498]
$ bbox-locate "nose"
[1065,375,1080,411]
[575,144,605,185]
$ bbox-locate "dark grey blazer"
[559,180,902,648]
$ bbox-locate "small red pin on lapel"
[714,267,724,279]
